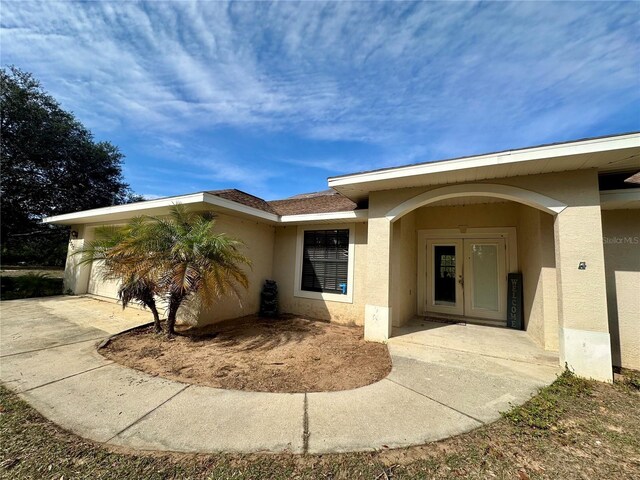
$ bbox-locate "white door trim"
[417,227,517,317]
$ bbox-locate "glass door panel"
[464,239,506,321]
[471,244,499,310]
[426,239,463,315]
[434,245,457,305]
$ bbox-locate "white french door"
[425,238,507,322]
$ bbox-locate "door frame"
[417,227,518,318]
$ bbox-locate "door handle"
[458,275,464,287]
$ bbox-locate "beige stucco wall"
[272,223,368,325]
[191,212,275,326]
[391,211,417,327]
[516,205,558,351]
[601,209,640,370]
[63,224,93,295]
[413,201,520,229]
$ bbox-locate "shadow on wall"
[517,205,557,351]
[601,210,640,370]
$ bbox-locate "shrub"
[0,273,63,300]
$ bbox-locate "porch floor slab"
[391,319,560,367]
[1,297,562,454]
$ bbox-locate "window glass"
[301,229,349,294]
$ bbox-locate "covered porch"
[352,170,616,382]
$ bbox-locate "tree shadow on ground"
[175,314,327,352]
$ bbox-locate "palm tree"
[138,205,251,337]
[79,205,251,338]
[79,220,163,333]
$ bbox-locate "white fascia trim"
[280,209,368,223]
[201,193,279,223]
[328,133,640,187]
[44,191,363,226]
[599,189,640,204]
[43,193,206,224]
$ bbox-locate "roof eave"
[43,192,364,226]
[43,193,207,225]
[279,209,368,224]
[328,132,640,190]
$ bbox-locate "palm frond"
[75,202,252,329]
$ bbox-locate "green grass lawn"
[1,371,639,479]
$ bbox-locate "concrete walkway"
[0,297,561,454]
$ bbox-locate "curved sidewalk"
[0,297,560,454]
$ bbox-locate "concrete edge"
[96,321,155,350]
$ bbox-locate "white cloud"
[2,0,638,172]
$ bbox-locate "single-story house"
[45,132,640,382]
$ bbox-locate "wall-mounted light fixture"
[578,261,587,270]
[70,230,78,239]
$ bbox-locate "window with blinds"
[301,229,349,294]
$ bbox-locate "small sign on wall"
[507,273,524,330]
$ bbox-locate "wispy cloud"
[2,1,638,198]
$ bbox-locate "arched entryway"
[364,179,613,382]
[385,183,567,221]
[385,184,565,333]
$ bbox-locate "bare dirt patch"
[101,315,391,393]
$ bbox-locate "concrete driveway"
[0,296,561,454]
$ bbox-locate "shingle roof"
[625,172,640,185]
[207,189,358,216]
[207,189,278,215]
[268,191,357,215]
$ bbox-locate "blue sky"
[2,1,639,200]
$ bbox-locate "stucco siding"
[517,206,544,347]
[272,223,368,325]
[413,201,520,229]
[516,205,558,351]
[539,213,559,351]
[192,212,275,326]
[391,211,417,327]
[601,209,640,370]
[63,224,92,295]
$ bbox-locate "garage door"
[87,259,120,299]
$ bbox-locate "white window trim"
[294,223,355,304]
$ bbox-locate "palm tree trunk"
[141,292,162,333]
[148,301,162,333]
[166,293,183,338]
